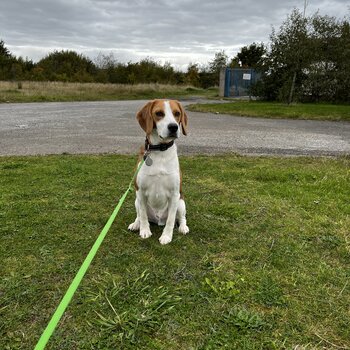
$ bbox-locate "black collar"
[145,138,175,152]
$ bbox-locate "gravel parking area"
[0,100,349,156]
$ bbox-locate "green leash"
[34,160,144,350]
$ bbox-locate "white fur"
[128,100,189,245]
[155,101,180,141]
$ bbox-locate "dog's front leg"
[138,193,152,239]
[159,193,179,245]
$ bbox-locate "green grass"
[187,101,350,121]
[0,81,218,103]
[1,154,350,349]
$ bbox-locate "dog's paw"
[140,228,152,239]
[178,224,189,235]
[159,233,173,245]
[128,220,140,231]
[159,228,173,245]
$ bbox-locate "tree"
[0,40,16,80]
[0,40,12,58]
[255,9,312,102]
[208,50,228,85]
[271,8,310,103]
[335,19,350,102]
[0,40,35,80]
[256,9,350,103]
[186,63,200,87]
[94,52,117,70]
[36,50,97,82]
[233,42,266,68]
[304,14,350,102]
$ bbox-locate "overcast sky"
[1,0,348,70]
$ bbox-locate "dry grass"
[0,81,217,103]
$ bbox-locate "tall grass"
[0,81,217,103]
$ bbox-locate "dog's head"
[137,99,188,142]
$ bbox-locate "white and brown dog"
[128,99,189,245]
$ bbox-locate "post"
[219,68,226,97]
[288,71,296,105]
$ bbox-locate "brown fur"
[133,145,145,191]
[136,101,156,135]
[179,169,184,199]
[169,100,188,135]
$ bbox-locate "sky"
[1,0,349,70]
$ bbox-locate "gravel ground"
[0,100,349,157]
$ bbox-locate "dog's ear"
[177,101,188,136]
[137,101,155,135]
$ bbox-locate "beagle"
[128,99,189,245]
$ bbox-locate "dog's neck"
[145,138,175,153]
[142,130,179,175]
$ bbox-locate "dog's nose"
[168,123,178,133]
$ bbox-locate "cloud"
[1,0,349,69]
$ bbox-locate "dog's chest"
[145,174,176,206]
[137,150,180,206]
[139,165,179,193]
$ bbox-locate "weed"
[224,306,267,331]
[87,271,181,346]
[203,277,242,299]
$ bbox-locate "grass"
[1,154,350,349]
[0,81,218,103]
[187,101,350,121]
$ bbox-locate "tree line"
[0,42,228,87]
[0,40,258,88]
[1,8,349,102]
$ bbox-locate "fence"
[219,68,259,98]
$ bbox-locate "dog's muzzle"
[167,123,179,138]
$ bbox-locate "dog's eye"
[174,111,181,117]
[155,111,165,117]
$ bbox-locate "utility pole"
[303,0,309,17]
[288,0,308,105]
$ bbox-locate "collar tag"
[143,150,153,166]
[145,155,153,166]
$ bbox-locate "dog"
[128,99,189,245]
